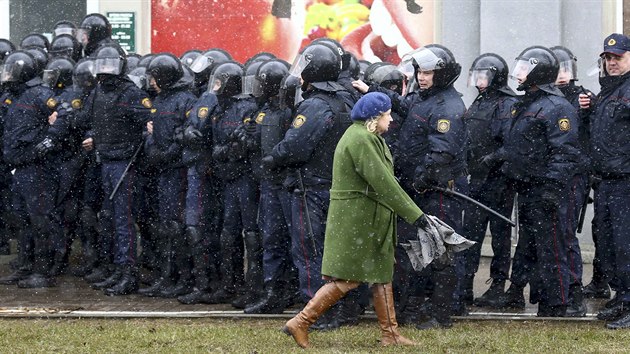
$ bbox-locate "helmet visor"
[468,69,495,88]
[128,74,146,90]
[76,28,89,46]
[42,69,61,88]
[94,57,123,75]
[190,55,210,74]
[208,73,224,94]
[252,77,265,98]
[0,62,24,83]
[557,60,575,81]
[54,27,75,38]
[289,53,311,78]
[586,58,604,77]
[411,48,445,71]
[241,75,255,95]
[509,58,539,82]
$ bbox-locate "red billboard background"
[151,0,434,64]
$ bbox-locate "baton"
[296,169,319,257]
[109,143,143,201]
[432,186,516,227]
[576,186,591,233]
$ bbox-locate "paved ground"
[0,238,608,320]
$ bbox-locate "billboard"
[151,0,434,64]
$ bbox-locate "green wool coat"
[321,122,423,283]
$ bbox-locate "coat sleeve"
[349,132,423,224]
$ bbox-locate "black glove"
[34,137,55,156]
[183,126,203,143]
[413,214,431,233]
[212,144,230,162]
[244,122,257,135]
[261,155,275,170]
[413,173,435,191]
[173,126,184,143]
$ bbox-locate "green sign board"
[107,12,135,53]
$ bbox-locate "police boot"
[606,308,630,330]
[104,265,138,296]
[336,288,365,327]
[282,281,357,349]
[583,278,611,299]
[139,224,175,297]
[495,282,526,309]
[537,302,567,317]
[244,281,289,314]
[206,231,240,304]
[91,265,123,290]
[397,296,426,326]
[50,248,70,276]
[72,208,101,277]
[565,284,587,317]
[18,232,56,289]
[232,231,263,309]
[84,263,114,284]
[0,229,33,285]
[462,274,475,306]
[474,278,506,307]
[177,226,212,304]
[417,264,455,330]
[372,283,417,346]
[0,227,9,255]
[597,301,630,321]
[159,223,194,298]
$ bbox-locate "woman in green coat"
[284,92,430,349]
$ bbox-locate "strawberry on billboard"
[151,0,433,64]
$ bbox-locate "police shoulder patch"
[4,98,11,105]
[150,108,157,114]
[46,98,58,109]
[186,110,191,118]
[198,107,209,119]
[437,119,450,133]
[558,118,571,132]
[71,99,82,109]
[141,98,152,109]
[292,114,307,129]
[243,117,252,124]
[256,112,265,124]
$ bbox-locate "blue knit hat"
[351,92,391,121]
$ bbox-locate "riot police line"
[0,13,629,334]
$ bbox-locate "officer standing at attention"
[262,42,352,330]
[500,46,580,317]
[580,33,630,329]
[79,44,153,296]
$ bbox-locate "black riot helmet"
[411,44,461,89]
[1,50,38,84]
[43,56,75,89]
[311,37,350,71]
[358,59,371,80]
[190,48,232,88]
[242,60,265,96]
[289,43,342,84]
[53,20,77,38]
[347,53,360,79]
[252,59,289,98]
[147,53,184,90]
[20,33,50,52]
[364,62,405,95]
[468,53,514,95]
[176,65,195,90]
[50,34,82,62]
[0,39,16,62]
[209,61,243,97]
[550,45,578,82]
[510,46,560,93]
[180,50,202,68]
[126,53,141,73]
[243,52,276,68]
[77,13,112,48]
[93,44,126,77]
[138,54,155,68]
[279,73,301,110]
[73,58,97,91]
[25,47,48,75]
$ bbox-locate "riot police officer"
[79,44,153,295]
[50,34,82,62]
[189,48,232,96]
[262,43,352,329]
[20,33,50,52]
[1,50,61,288]
[581,33,630,329]
[243,59,297,314]
[461,53,517,308]
[139,53,197,298]
[53,20,77,38]
[500,46,580,317]
[0,38,15,256]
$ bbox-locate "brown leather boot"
[283,281,357,348]
[372,283,417,346]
